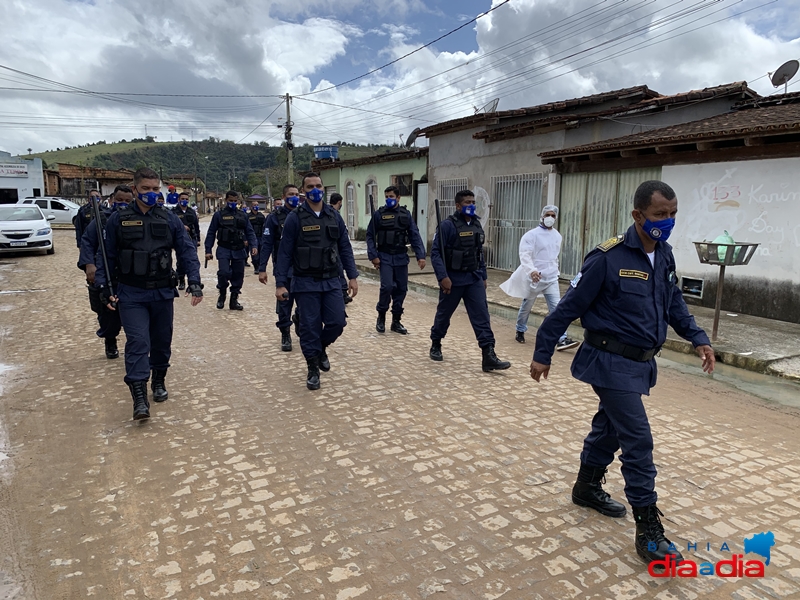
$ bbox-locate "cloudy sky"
[1,0,799,155]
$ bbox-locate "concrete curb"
[356,263,790,379]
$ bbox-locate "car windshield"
[0,206,44,221]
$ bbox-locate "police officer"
[95,167,203,421]
[430,190,510,372]
[531,180,715,566]
[74,189,103,248]
[328,193,352,306]
[205,191,258,310]
[366,186,426,334]
[248,200,267,275]
[259,185,301,351]
[78,185,133,359]
[173,192,200,289]
[275,173,358,390]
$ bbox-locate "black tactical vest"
[217,209,248,250]
[293,208,340,279]
[114,206,175,289]
[375,206,411,254]
[249,212,266,239]
[79,204,94,227]
[445,213,484,272]
[272,208,291,254]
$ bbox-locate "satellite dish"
[405,127,421,148]
[769,59,799,93]
[474,98,500,114]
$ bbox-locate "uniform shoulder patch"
[596,234,624,252]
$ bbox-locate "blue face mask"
[251,205,259,212]
[461,204,476,217]
[385,197,398,209]
[227,201,239,210]
[138,191,160,206]
[116,202,129,211]
[306,188,324,203]
[179,199,189,207]
[285,195,300,208]
[642,217,675,242]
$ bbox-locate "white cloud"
[1,0,799,154]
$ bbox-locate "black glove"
[98,286,112,306]
[186,282,204,297]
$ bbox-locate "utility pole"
[193,154,198,207]
[284,93,294,184]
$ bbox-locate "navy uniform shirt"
[95,203,201,302]
[430,212,488,287]
[74,203,94,248]
[173,205,200,240]
[365,205,426,267]
[204,206,258,260]
[533,224,711,395]
[77,207,114,270]
[275,203,358,293]
[258,206,293,276]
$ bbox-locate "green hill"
[31,138,400,196]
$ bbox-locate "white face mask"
[543,216,556,228]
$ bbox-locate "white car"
[17,197,81,224]
[0,205,55,255]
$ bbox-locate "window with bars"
[345,182,356,238]
[391,174,413,197]
[436,177,468,221]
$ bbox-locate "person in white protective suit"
[499,205,580,349]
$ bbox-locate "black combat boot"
[216,289,226,309]
[319,346,331,372]
[376,312,386,333]
[306,357,321,390]
[229,293,243,310]
[571,463,627,517]
[105,337,119,359]
[129,381,150,420]
[151,369,169,403]
[481,345,511,372]
[390,315,408,335]
[515,331,525,343]
[280,328,292,352]
[178,277,185,291]
[429,339,443,361]
[633,504,684,565]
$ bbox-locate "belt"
[583,331,660,362]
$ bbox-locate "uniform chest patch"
[122,220,142,226]
[222,216,234,220]
[382,215,395,220]
[302,225,321,232]
[459,231,474,237]
[619,269,649,281]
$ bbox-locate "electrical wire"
[236,101,285,143]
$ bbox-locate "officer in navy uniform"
[531,180,715,566]
[328,193,352,306]
[259,184,301,351]
[95,167,203,421]
[78,185,133,359]
[248,200,267,275]
[74,189,103,248]
[204,191,258,311]
[173,192,200,289]
[366,186,426,334]
[429,189,510,372]
[275,173,358,390]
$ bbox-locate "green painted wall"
[318,154,427,235]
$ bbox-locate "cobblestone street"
[1,229,800,600]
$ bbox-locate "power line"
[237,101,285,143]
[0,86,283,98]
[297,0,515,96]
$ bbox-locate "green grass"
[30,141,183,166]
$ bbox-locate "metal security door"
[582,172,620,257]
[556,173,588,278]
[485,173,544,271]
[436,177,468,221]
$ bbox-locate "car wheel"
[46,244,55,255]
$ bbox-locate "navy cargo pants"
[580,385,658,507]
[430,278,494,348]
[376,262,408,316]
[294,289,346,359]
[118,297,173,384]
